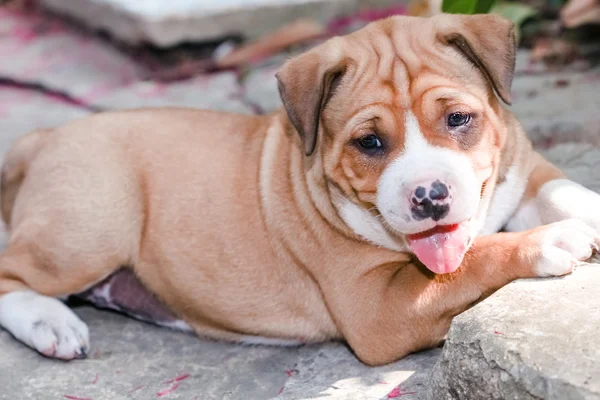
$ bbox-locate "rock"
[427,263,600,400]
[39,0,401,47]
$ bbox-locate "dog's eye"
[356,134,384,154]
[447,112,471,128]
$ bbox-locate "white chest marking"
[481,165,529,235]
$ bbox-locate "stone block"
[40,0,402,47]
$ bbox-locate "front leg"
[333,219,599,366]
[506,151,600,232]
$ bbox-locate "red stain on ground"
[164,373,190,384]
[387,387,417,398]
[494,330,504,335]
[64,396,92,400]
[129,385,145,393]
[92,373,99,384]
[157,382,181,397]
[284,369,298,377]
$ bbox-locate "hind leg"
[0,244,92,359]
[0,133,142,360]
[0,239,124,360]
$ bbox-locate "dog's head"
[276,14,516,274]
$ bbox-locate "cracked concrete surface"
[0,305,437,399]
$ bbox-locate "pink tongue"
[407,224,471,274]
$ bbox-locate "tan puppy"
[1,14,599,366]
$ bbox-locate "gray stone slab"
[427,261,600,400]
[0,9,143,99]
[40,0,402,47]
[0,306,297,400]
[276,345,438,400]
[0,303,440,399]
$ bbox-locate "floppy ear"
[276,44,346,156]
[437,14,517,105]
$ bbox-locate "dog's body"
[1,14,599,366]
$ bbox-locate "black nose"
[429,180,449,200]
[410,180,451,221]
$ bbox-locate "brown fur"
[0,15,573,365]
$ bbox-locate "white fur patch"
[335,193,407,252]
[377,111,480,235]
[239,335,303,347]
[482,165,530,235]
[157,319,194,332]
[504,199,542,233]
[0,291,90,360]
[506,178,600,233]
[536,179,600,230]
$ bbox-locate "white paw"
[0,291,89,360]
[535,219,600,277]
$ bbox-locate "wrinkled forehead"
[331,17,489,115]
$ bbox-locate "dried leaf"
[215,19,324,69]
[561,0,600,27]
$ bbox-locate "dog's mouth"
[406,221,472,274]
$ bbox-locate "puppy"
[0,14,599,366]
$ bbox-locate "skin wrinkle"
[371,32,385,78]
[345,103,392,125]
[373,29,398,97]
[327,34,412,207]
[316,16,512,259]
